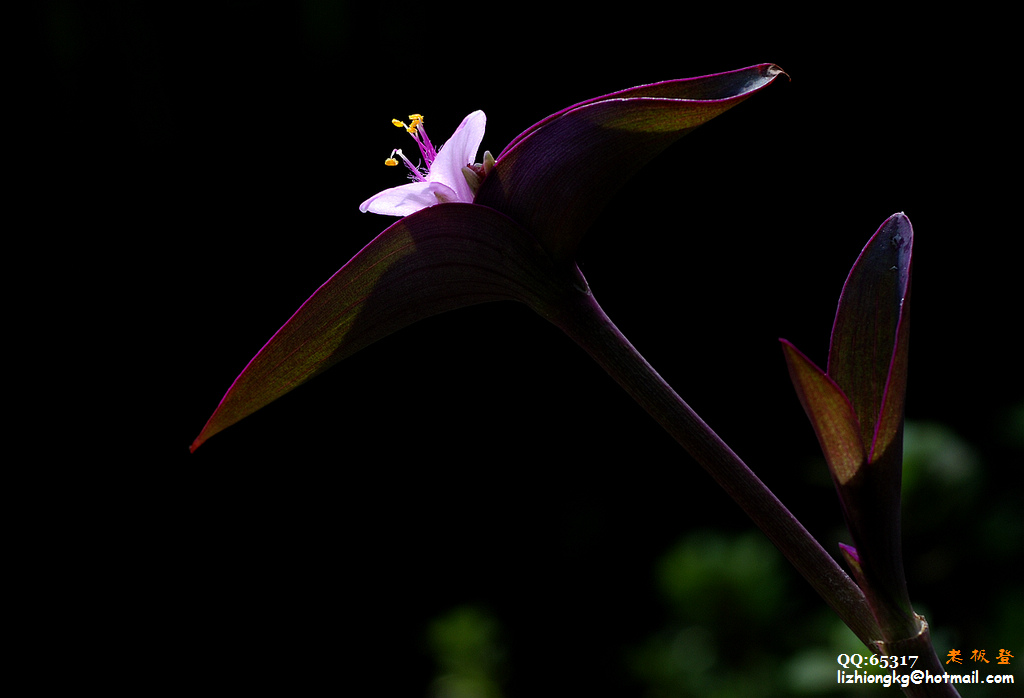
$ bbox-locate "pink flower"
[359,111,487,217]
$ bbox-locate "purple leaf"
[475,64,787,261]
[781,339,866,485]
[191,204,561,451]
[828,213,913,462]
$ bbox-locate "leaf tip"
[880,211,914,253]
[779,337,817,373]
[189,425,213,452]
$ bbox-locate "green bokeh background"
[413,416,1023,697]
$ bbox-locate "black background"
[41,2,1019,694]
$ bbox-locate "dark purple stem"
[537,265,882,648]
[536,266,961,696]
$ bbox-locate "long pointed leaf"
[475,64,787,262]
[191,204,561,451]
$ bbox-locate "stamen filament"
[382,113,435,176]
[385,148,427,182]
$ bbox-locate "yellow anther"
[385,148,409,168]
[391,114,424,134]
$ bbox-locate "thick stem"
[541,268,883,645]
[872,617,963,698]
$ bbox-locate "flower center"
[382,114,436,182]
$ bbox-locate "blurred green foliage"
[427,606,507,698]
[424,412,1022,697]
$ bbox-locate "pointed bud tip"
[838,542,860,562]
[838,543,866,586]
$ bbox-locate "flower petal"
[428,110,486,203]
[359,181,460,217]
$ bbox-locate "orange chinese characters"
[946,650,963,664]
[996,649,1013,665]
[970,649,990,663]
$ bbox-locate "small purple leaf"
[781,339,866,484]
[838,542,868,590]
